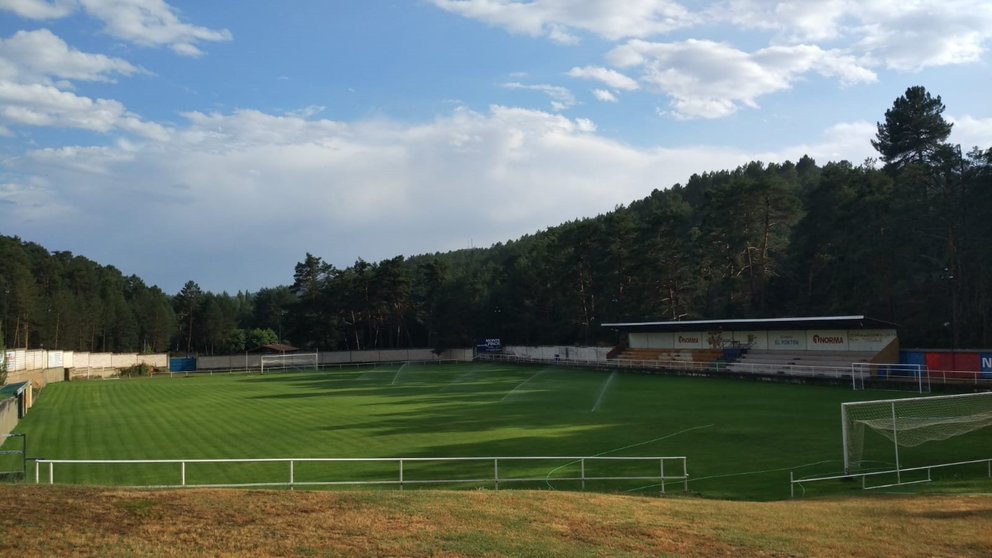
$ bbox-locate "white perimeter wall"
[2,349,167,378]
[629,329,897,352]
[503,346,611,362]
[196,348,475,370]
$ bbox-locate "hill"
[1,486,989,557]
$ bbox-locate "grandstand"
[603,316,899,379]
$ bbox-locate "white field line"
[501,368,553,401]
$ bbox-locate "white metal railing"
[31,455,688,493]
[789,457,992,497]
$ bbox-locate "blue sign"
[476,338,502,354]
[169,357,196,372]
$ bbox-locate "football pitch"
[8,362,992,500]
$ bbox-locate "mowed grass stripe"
[14,363,992,499]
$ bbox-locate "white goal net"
[260,352,318,373]
[842,391,992,473]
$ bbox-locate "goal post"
[841,392,992,474]
[260,352,318,373]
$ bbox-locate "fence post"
[35,460,39,484]
[581,458,586,491]
[790,471,794,498]
[494,458,499,491]
[181,461,186,486]
[399,459,404,490]
[660,458,665,495]
[49,461,54,484]
[290,460,295,489]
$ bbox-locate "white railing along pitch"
[32,455,688,494]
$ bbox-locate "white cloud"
[0,104,890,292]
[0,0,231,56]
[592,89,618,102]
[430,0,697,42]
[0,80,169,139]
[608,39,875,119]
[713,0,853,43]
[0,29,140,84]
[501,82,577,111]
[0,0,76,19]
[79,0,232,57]
[949,115,992,151]
[567,65,639,90]
[715,0,992,71]
[433,1,991,120]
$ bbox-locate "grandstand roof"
[601,315,898,332]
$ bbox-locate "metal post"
[181,462,186,486]
[494,458,499,491]
[790,471,794,498]
[290,460,295,488]
[35,460,39,483]
[683,458,688,493]
[399,459,404,490]
[891,401,901,484]
[659,458,665,495]
[580,458,586,491]
[841,404,850,474]
[49,462,53,484]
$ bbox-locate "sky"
[1,0,991,295]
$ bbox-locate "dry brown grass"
[1,486,990,557]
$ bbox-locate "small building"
[0,382,34,419]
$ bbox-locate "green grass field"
[6,362,992,500]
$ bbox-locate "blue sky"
[2,0,991,294]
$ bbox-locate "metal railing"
[31,455,689,494]
[790,457,992,497]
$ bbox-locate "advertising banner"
[768,331,806,351]
[673,332,704,349]
[848,329,896,352]
[806,330,849,351]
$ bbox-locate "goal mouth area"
[841,391,992,474]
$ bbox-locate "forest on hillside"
[2,86,990,354]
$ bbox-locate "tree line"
[2,86,990,354]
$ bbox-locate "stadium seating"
[726,349,877,376]
[610,348,724,367]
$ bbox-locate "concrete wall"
[5,367,65,389]
[194,348,475,371]
[2,349,167,385]
[503,346,611,362]
[0,397,18,437]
